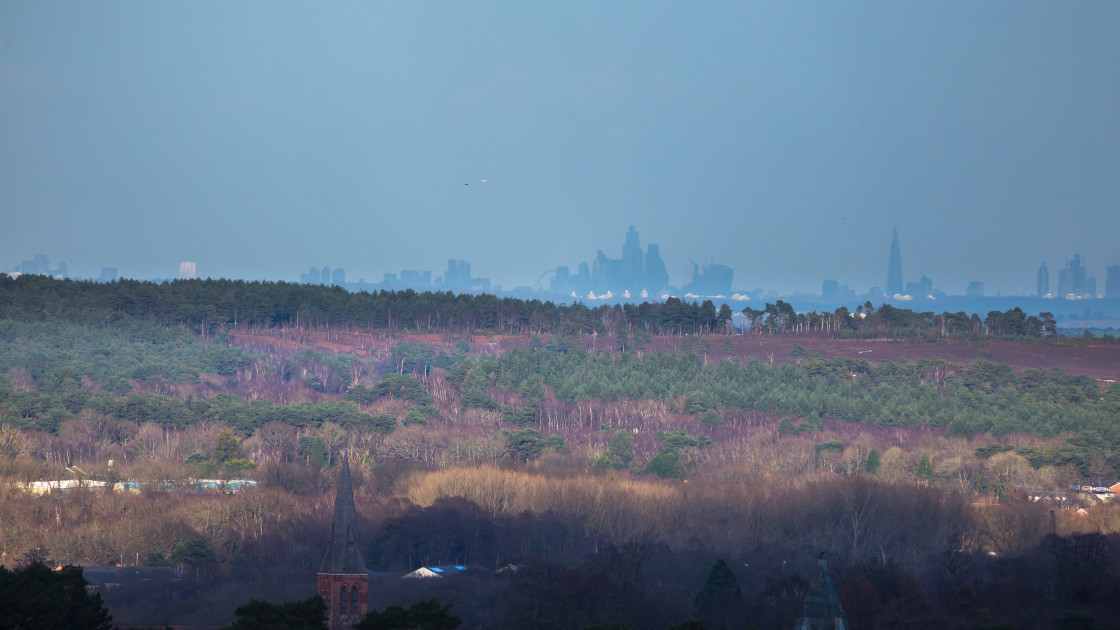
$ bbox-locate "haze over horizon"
[3,2,1119,295]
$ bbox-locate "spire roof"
[795,552,847,630]
[886,227,903,296]
[319,456,367,574]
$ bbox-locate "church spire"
[318,455,369,628]
[795,552,847,630]
[320,455,366,574]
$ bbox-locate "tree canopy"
[0,562,114,630]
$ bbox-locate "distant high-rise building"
[904,275,933,298]
[822,280,855,298]
[886,229,903,296]
[592,250,623,292]
[1037,263,1049,296]
[621,225,644,286]
[398,270,431,288]
[300,267,321,284]
[644,244,668,295]
[18,254,51,276]
[1105,265,1120,299]
[551,266,571,293]
[97,267,118,283]
[443,259,470,290]
[577,262,592,286]
[965,281,984,297]
[1057,255,1088,297]
[20,256,69,278]
[683,261,733,296]
[178,262,197,280]
[439,260,488,292]
[299,266,347,285]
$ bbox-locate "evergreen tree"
[504,428,544,461]
[645,452,685,479]
[693,559,744,627]
[916,454,934,479]
[631,328,652,351]
[354,599,460,630]
[608,430,634,469]
[0,562,114,630]
[778,417,796,435]
[214,428,240,464]
[221,596,327,630]
[864,449,881,475]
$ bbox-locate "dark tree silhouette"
[220,596,327,630]
[0,562,114,630]
[353,599,460,630]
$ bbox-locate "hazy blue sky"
[3,2,1119,295]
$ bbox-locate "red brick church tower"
[318,456,368,629]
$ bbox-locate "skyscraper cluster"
[381,269,434,289]
[548,225,715,298]
[300,266,346,285]
[440,259,490,292]
[14,254,68,279]
[1036,256,1120,299]
[1057,255,1091,298]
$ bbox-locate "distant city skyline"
[6,227,1119,302]
[3,4,1119,295]
[6,227,1117,298]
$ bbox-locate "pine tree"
[0,562,114,630]
[222,596,327,630]
[916,454,934,479]
[694,559,744,626]
[355,599,460,630]
[864,449,881,475]
[214,428,240,464]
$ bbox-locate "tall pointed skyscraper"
[886,229,903,296]
[318,457,368,629]
[621,225,644,288]
[795,552,848,630]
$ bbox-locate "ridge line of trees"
[0,274,1077,340]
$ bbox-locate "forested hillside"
[0,273,1091,339]
[2,274,1120,629]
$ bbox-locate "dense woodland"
[0,273,1098,339]
[2,275,1120,629]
